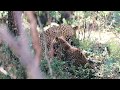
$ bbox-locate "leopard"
[39,24,78,59]
[52,36,89,66]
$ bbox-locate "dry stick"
[36,15,54,79]
[24,11,41,64]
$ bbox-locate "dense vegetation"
[0,11,120,79]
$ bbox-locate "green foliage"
[74,11,84,18]
[115,27,120,33]
[95,57,120,79]
[71,37,80,48]
[0,11,8,18]
[79,39,93,50]
[0,11,8,23]
[1,11,120,79]
[94,40,120,79]
[107,40,120,59]
[40,58,95,79]
[40,37,120,79]
[0,73,11,79]
[113,11,120,27]
[0,44,26,79]
[36,11,42,16]
[49,11,61,22]
[62,18,68,25]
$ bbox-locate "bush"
[40,58,95,79]
[0,44,26,79]
[107,40,120,59]
[94,40,120,79]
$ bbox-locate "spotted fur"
[40,24,77,58]
[52,36,88,66]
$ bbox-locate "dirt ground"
[76,30,120,44]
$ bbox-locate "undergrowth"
[0,35,120,79]
[95,40,120,79]
[0,43,26,79]
[40,37,120,79]
[40,58,95,79]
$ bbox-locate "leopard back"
[40,24,76,49]
[40,24,77,58]
[52,36,88,66]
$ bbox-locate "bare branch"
[13,11,45,79]
[24,11,41,64]
[37,13,54,79]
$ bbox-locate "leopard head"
[55,36,71,50]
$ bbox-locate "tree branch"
[0,11,45,79]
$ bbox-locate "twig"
[36,15,54,79]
